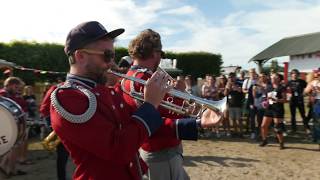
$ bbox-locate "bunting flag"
[1,58,66,75]
[13,65,66,75]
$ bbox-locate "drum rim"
[0,96,25,119]
[0,105,18,157]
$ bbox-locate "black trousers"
[56,143,69,180]
[289,98,306,131]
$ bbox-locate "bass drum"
[0,96,26,156]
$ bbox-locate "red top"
[0,88,27,112]
[51,84,149,180]
[39,85,56,118]
[119,68,183,152]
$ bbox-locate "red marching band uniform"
[49,74,167,180]
[117,66,199,153]
[0,89,27,112]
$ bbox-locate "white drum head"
[0,106,18,156]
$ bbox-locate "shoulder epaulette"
[50,82,97,123]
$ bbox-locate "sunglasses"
[79,49,115,63]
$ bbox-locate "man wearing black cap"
[49,21,173,180]
[287,69,308,133]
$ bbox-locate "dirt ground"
[1,129,319,180]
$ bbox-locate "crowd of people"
[179,68,320,151]
[0,20,320,180]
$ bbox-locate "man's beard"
[85,63,108,85]
[96,72,108,85]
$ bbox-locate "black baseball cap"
[64,21,124,55]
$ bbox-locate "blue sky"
[1,0,320,69]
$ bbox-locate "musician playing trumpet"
[49,22,221,180]
[120,29,223,180]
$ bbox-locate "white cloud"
[0,0,166,43]
[161,6,197,15]
[164,0,320,68]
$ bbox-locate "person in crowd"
[117,55,133,73]
[3,68,13,79]
[49,22,220,180]
[304,68,320,150]
[201,74,220,137]
[259,73,286,150]
[305,72,316,135]
[185,75,199,96]
[39,82,53,139]
[23,85,38,122]
[175,75,186,91]
[0,77,27,177]
[287,69,308,133]
[121,28,222,180]
[217,74,231,137]
[224,72,244,137]
[242,68,258,139]
[252,73,272,140]
[16,84,35,166]
[236,70,246,87]
[201,74,218,100]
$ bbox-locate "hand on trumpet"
[199,109,222,128]
[144,71,173,108]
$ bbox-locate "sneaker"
[259,139,268,147]
[250,133,256,140]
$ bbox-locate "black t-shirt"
[236,78,245,88]
[227,82,244,107]
[287,79,307,99]
[266,85,285,110]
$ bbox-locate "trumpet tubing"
[109,70,227,117]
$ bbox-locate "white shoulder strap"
[50,82,97,123]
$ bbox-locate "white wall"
[289,53,320,72]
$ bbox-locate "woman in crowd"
[217,75,231,137]
[259,73,286,150]
[304,69,320,150]
[201,74,220,137]
[304,72,315,135]
[185,75,199,96]
[252,73,272,140]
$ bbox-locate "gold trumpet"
[42,131,60,151]
[111,69,227,118]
